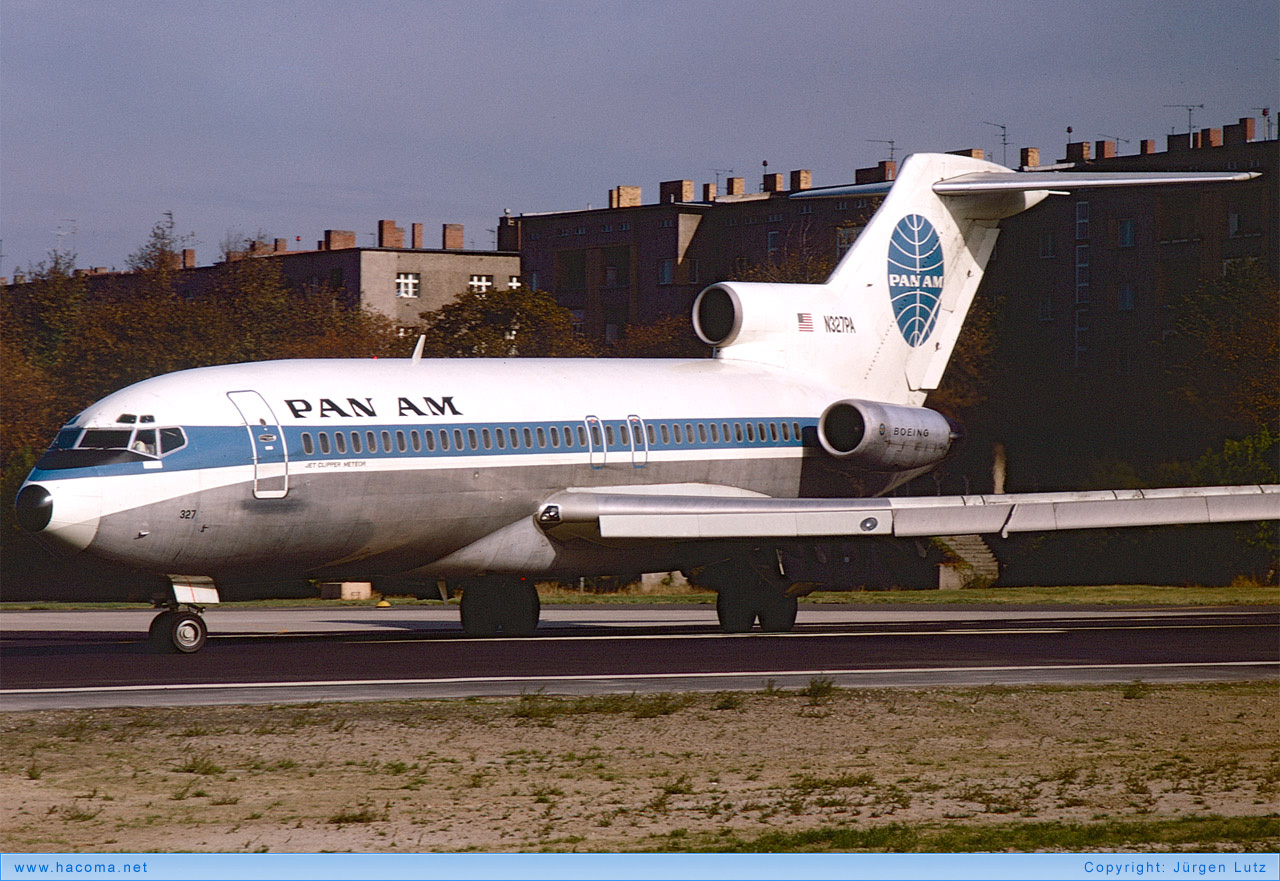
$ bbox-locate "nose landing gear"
[149,605,209,653]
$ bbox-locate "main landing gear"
[706,550,800,633]
[149,605,208,653]
[458,578,541,637]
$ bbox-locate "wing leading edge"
[536,485,1279,542]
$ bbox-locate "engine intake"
[818,399,960,471]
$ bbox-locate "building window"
[1074,309,1088,369]
[1075,201,1090,240]
[618,222,630,231]
[1118,283,1135,311]
[508,276,521,290]
[1075,245,1090,303]
[395,272,420,298]
[660,219,675,228]
[688,259,699,284]
[468,275,494,293]
[1117,218,1135,248]
[657,258,674,285]
[836,226,861,259]
[528,271,540,291]
[1038,231,1056,258]
[767,230,780,261]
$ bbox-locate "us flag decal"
[797,313,814,332]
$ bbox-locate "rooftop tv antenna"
[711,168,734,191]
[983,122,1009,165]
[1164,103,1205,133]
[866,139,897,162]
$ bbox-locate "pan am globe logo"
[887,214,945,347]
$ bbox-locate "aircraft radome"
[15,154,1278,652]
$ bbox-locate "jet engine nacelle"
[818,399,960,471]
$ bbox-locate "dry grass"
[1,682,1277,853]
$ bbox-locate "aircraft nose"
[15,481,101,552]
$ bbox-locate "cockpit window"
[160,427,186,454]
[50,428,82,451]
[76,427,187,457]
[79,429,134,450]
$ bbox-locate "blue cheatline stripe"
[29,417,820,480]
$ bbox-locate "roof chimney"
[659,179,694,203]
[762,172,785,192]
[948,148,984,159]
[325,230,356,250]
[411,223,423,249]
[725,177,745,196]
[789,169,812,191]
[1020,147,1040,168]
[854,160,896,184]
[702,182,717,201]
[1224,117,1256,146]
[1197,127,1222,149]
[1064,141,1090,163]
[378,220,404,249]
[442,223,464,250]
[1094,140,1116,159]
[609,185,642,208]
[1138,139,1157,155]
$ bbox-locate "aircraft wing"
[536,484,1279,542]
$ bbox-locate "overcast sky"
[2,0,1276,274]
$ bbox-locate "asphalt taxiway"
[1,604,1275,710]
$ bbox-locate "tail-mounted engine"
[818,399,960,471]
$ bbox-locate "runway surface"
[1,604,1276,710]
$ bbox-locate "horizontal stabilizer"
[537,485,1279,542]
[932,170,1260,195]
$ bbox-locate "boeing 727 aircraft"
[15,153,1278,651]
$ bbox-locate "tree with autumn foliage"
[416,286,596,358]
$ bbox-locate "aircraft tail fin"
[692,153,1257,405]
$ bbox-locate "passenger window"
[366,431,377,452]
[536,427,547,447]
[792,421,802,440]
[350,432,361,454]
[769,423,779,442]
[564,425,575,447]
[589,425,601,447]
[550,426,560,448]
[709,423,719,443]
[481,428,492,449]
[424,430,435,451]
[605,425,615,446]
[411,431,421,452]
[510,428,520,449]
[672,423,683,444]
[381,430,392,452]
[647,424,657,445]
[746,423,756,442]
[454,429,464,450]
[160,427,186,454]
[467,429,478,450]
[439,429,450,451]
[734,423,744,443]
[301,432,315,456]
[660,424,670,444]
[523,427,533,448]
[685,423,695,442]
[335,432,347,454]
[495,428,505,449]
[577,426,587,447]
[698,423,708,444]
[319,432,331,454]
[396,430,407,452]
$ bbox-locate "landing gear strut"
[458,578,540,637]
[149,605,208,653]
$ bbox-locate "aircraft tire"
[757,592,798,633]
[148,610,177,652]
[498,580,540,637]
[459,585,500,637]
[169,611,208,653]
[715,590,756,633]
